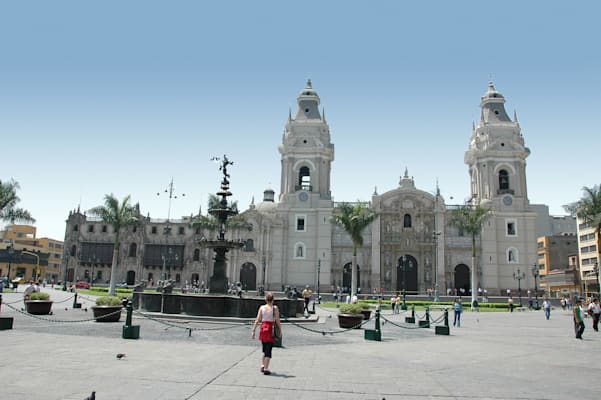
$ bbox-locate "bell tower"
[278,79,334,202]
[465,81,530,210]
[274,80,334,290]
[464,81,537,295]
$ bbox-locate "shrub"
[358,301,371,310]
[339,303,364,315]
[29,292,50,301]
[95,296,123,306]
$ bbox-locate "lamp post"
[6,244,14,281]
[317,258,321,304]
[513,268,525,307]
[531,264,539,309]
[400,255,412,311]
[62,251,69,291]
[432,232,441,302]
[261,256,266,289]
[22,251,40,282]
[161,247,178,283]
[594,262,600,298]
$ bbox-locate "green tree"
[190,194,251,234]
[332,201,378,298]
[449,203,491,307]
[0,179,35,224]
[88,194,140,295]
[564,184,601,289]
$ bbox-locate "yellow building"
[537,234,579,298]
[0,224,63,283]
[577,218,600,297]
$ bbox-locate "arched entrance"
[342,263,361,293]
[396,255,418,293]
[240,262,257,290]
[454,264,470,296]
[126,270,135,285]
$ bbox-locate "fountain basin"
[133,292,304,318]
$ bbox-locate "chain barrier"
[428,313,446,325]
[281,313,375,336]
[1,301,121,323]
[52,295,77,304]
[132,310,251,332]
[380,314,424,330]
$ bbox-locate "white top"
[260,304,274,322]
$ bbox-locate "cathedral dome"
[256,188,276,213]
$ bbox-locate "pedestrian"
[251,292,282,375]
[395,294,401,313]
[453,297,462,327]
[573,298,585,339]
[508,296,514,312]
[587,298,600,332]
[23,280,36,301]
[302,285,312,313]
[390,294,397,314]
[542,298,552,320]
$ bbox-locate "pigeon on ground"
[84,391,95,400]
[116,353,126,360]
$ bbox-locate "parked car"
[75,281,90,289]
[12,276,25,284]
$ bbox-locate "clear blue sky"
[1,1,600,240]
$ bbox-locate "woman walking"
[252,292,282,375]
[453,297,462,327]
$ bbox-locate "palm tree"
[564,184,601,291]
[88,194,140,295]
[449,203,491,307]
[0,179,35,224]
[332,201,378,298]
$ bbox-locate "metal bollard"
[73,293,82,308]
[411,304,415,318]
[435,308,450,335]
[364,308,381,341]
[0,295,14,330]
[419,306,430,328]
[122,300,140,339]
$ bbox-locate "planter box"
[0,317,14,330]
[92,306,123,322]
[405,316,415,324]
[360,310,372,320]
[25,300,53,315]
[338,314,364,329]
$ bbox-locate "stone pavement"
[0,288,599,400]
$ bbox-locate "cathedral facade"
[62,81,537,296]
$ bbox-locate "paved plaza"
[0,288,599,400]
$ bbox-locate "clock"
[503,195,513,206]
[299,191,309,202]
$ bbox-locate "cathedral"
[62,81,537,296]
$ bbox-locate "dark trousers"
[593,313,600,331]
[304,298,310,312]
[574,320,585,338]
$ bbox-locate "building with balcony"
[0,224,63,283]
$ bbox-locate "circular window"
[303,140,307,144]
[494,110,500,115]
[305,108,309,113]
[501,143,505,146]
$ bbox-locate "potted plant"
[358,302,372,320]
[337,303,365,329]
[25,292,53,315]
[92,295,124,322]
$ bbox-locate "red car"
[75,281,90,289]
